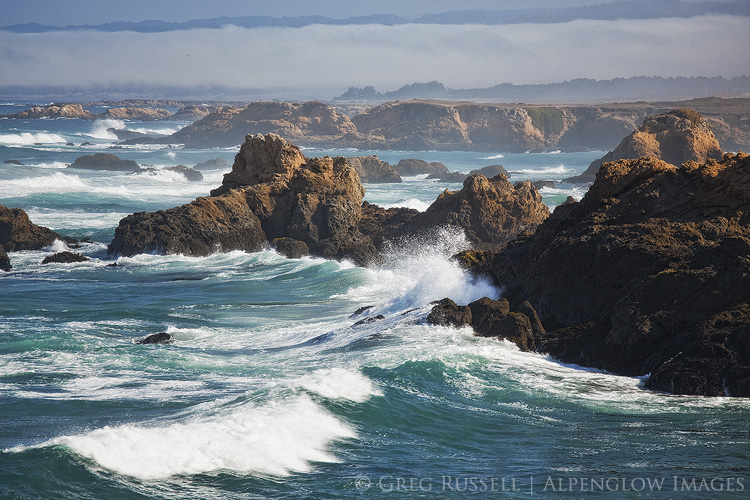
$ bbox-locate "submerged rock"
[137,332,172,344]
[459,152,750,396]
[3,159,23,165]
[42,251,89,264]
[69,153,140,171]
[565,108,723,183]
[193,158,230,171]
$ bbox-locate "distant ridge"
[3,0,748,33]
[336,76,750,103]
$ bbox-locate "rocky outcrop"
[395,159,448,176]
[3,159,23,165]
[427,171,469,182]
[170,102,358,148]
[193,158,230,171]
[428,164,510,183]
[358,202,419,250]
[137,332,172,344]
[133,165,203,182]
[0,204,63,251]
[171,105,216,121]
[9,103,93,119]
[99,107,173,121]
[69,153,140,171]
[347,156,402,183]
[427,297,538,351]
[42,251,89,264]
[0,244,10,272]
[404,174,549,248]
[458,152,750,397]
[109,134,377,264]
[565,109,723,183]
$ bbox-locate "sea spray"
[88,119,126,140]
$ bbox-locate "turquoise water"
[1,115,748,499]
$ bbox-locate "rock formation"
[133,165,203,182]
[171,105,216,121]
[0,204,63,251]
[69,153,140,171]
[404,174,549,248]
[347,156,401,183]
[109,134,377,264]
[170,102,358,148]
[99,107,173,121]
[193,158,230,171]
[0,244,10,272]
[395,159,448,176]
[137,332,172,344]
[42,251,89,264]
[565,109,724,183]
[8,103,93,119]
[457,152,750,397]
[428,164,510,183]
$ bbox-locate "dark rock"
[470,164,508,177]
[193,158,230,170]
[404,174,550,248]
[3,159,23,165]
[137,332,172,344]
[426,298,472,327]
[358,202,419,250]
[350,305,375,318]
[69,153,140,171]
[66,142,75,146]
[108,128,150,141]
[427,171,468,182]
[395,158,449,176]
[0,244,10,272]
[272,237,310,259]
[0,204,62,251]
[42,251,89,264]
[353,314,385,326]
[461,151,750,396]
[560,196,577,206]
[80,142,94,146]
[533,180,556,190]
[467,297,511,337]
[347,156,401,183]
[565,108,723,183]
[166,165,203,182]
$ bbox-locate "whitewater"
[1,111,748,499]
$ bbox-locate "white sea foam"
[29,395,354,479]
[0,132,66,146]
[293,367,382,402]
[88,119,126,140]
[479,154,504,160]
[130,126,180,135]
[340,227,499,312]
[513,164,571,175]
[45,239,70,253]
[380,198,430,211]
[33,161,68,169]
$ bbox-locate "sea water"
[1,114,748,499]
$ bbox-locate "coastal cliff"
[454,152,750,397]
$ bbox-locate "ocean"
[1,111,748,499]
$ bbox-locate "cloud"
[0,15,747,94]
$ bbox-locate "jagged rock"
[349,305,375,317]
[99,107,172,120]
[109,134,377,265]
[42,251,89,264]
[108,189,266,257]
[9,103,93,119]
[347,156,402,183]
[404,174,550,248]
[395,158,449,176]
[137,332,172,344]
[560,196,577,206]
[0,244,10,272]
[69,153,140,171]
[471,164,508,177]
[533,180,556,190]
[193,158,230,170]
[3,159,23,165]
[0,204,62,251]
[272,237,310,259]
[461,152,750,396]
[565,109,723,183]
[426,298,472,327]
[358,202,419,250]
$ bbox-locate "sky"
[0,1,748,98]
